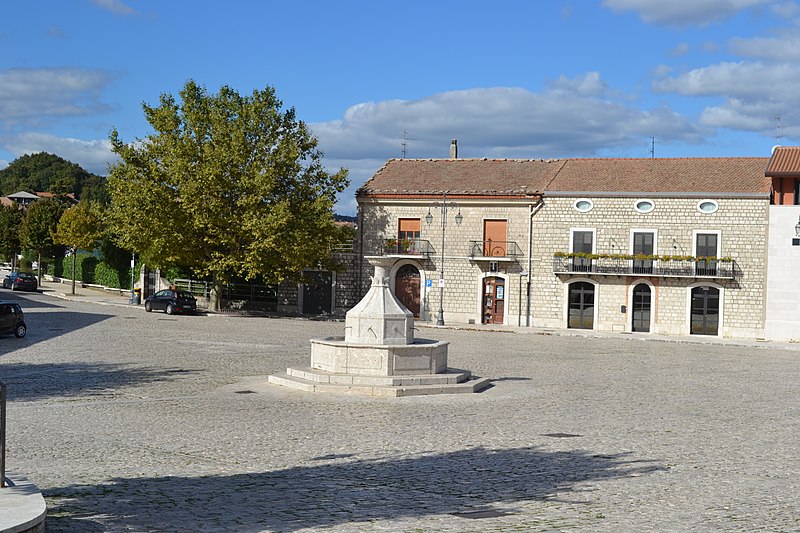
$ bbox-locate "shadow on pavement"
[43,446,665,532]
[0,362,202,401]
[0,308,114,354]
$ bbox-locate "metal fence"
[173,279,278,312]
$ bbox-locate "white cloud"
[312,79,703,164]
[654,61,800,135]
[603,0,770,26]
[730,33,800,61]
[4,133,116,175]
[671,43,691,57]
[90,0,137,16]
[0,67,115,126]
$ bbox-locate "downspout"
[526,200,544,327]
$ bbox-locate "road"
[1,289,799,532]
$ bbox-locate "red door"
[482,277,505,324]
[394,264,421,317]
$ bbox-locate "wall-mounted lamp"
[795,215,800,237]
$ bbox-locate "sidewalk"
[26,274,800,352]
[37,277,138,309]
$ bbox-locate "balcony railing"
[468,240,523,259]
[382,238,434,257]
[552,254,736,279]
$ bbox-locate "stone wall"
[358,195,770,338]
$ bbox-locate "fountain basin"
[310,336,448,376]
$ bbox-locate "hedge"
[55,252,140,290]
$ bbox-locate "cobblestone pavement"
[2,289,800,532]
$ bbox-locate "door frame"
[563,278,599,330]
[628,279,655,333]
[390,260,428,318]
[477,272,509,325]
[685,282,724,337]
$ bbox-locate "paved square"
[2,291,799,532]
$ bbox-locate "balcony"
[382,238,434,258]
[552,254,736,280]
[468,240,523,261]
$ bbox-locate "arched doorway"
[691,286,720,335]
[568,281,595,329]
[482,276,506,324]
[394,264,421,317]
[632,283,652,332]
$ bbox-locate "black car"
[0,301,26,338]
[2,271,38,292]
[144,289,197,315]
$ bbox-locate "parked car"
[144,289,197,315]
[2,271,37,292]
[0,301,26,338]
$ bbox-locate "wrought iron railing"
[468,240,523,258]
[552,255,736,279]
[1,383,6,488]
[383,238,434,256]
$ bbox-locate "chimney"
[450,139,458,159]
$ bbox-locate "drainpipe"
[526,200,544,327]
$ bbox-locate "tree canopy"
[53,202,103,252]
[0,152,108,202]
[106,80,349,304]
[0,204,23,261]
[19,197,66,260]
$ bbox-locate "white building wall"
[765,206,800,340]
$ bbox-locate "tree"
[19,198,66,284]
[53,202,103,294]
[0,204,23,266]
[0,152,106,199]
[106,80,349,309]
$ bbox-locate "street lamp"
[426,192,462,326]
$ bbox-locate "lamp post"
[425,192,463,326]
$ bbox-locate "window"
[632,231,655,274]
[397,218,421,254]
[695,232,720,276]
[634,199,655,213]
[697,200,718,214]
[571,229,594,272]
[573,199,593,212]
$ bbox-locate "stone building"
[355,146,772,339]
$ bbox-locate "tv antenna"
[776,114,783,145]
[401,130,417,159]
[649,136,657,158]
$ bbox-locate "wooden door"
[483,220,507,256]
[394,264,421,317]
[482,277,505,324]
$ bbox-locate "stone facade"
[357,195,770,339]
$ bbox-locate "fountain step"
[268,368,491,397]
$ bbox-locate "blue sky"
[3,0,800,214]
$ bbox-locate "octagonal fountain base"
[268,336,491,397]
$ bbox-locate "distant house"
[0,191,78,209]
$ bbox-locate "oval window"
[634,199,654,213]
[697,200,718,214]
[574,199,593,212]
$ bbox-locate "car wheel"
[10,283,16,291]
[166,303,175,315]
[144,301,152,312]
[14,324,26,338]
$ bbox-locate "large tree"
[19,197,66,282]
[107,80,348,308]
[53,202,103,294]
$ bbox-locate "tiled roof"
[548,157,770,195]
[357,157,771,198]
[357,158,563,197]
[766,146,800,177]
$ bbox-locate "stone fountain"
[268,256,490,396]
